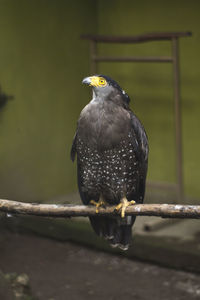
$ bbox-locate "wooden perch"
[0,198,200,219]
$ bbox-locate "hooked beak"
[82,77,92,86]
[82,76,100,87]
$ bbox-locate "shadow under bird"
[71,75,148,250]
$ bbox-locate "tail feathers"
[89,216,135,251]
[109,225,133,250]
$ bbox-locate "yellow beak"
[82,76,100,87]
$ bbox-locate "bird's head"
[82,75,130,104]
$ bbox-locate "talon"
[90,196,107,213]
[90,200,100,213]
[114,197,136,218]
[114,203,123,212]
[90,200,98,206]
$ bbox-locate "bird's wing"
[70,131,77,162]
[70,131,92,205]
[130,112,149,202]
[130,112,148,162]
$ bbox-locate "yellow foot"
[115,197,136,218]
[90,196,107,213]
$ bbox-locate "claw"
[115,197,136,218]
[90,196,107,213]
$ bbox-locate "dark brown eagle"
[71,75,148,250]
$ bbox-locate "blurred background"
[0,0,200,299]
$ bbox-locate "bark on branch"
[0,198,200,219]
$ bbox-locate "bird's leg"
[115,197,136,218]
[90,195,107,213]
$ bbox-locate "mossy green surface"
[97,0,200,201]
[0,0,96,202]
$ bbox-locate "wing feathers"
[70,132,77,162]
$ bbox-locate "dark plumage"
[71,75,148,250]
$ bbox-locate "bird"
[71,75,148,250]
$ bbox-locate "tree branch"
[0,198,200,219]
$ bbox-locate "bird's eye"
[98,78,106,86]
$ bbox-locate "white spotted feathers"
[77,133,139,202]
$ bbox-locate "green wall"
[96,0,200,201]
[0,0,199,204]
[0,0,96,202]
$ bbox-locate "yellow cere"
[90,76,107,87]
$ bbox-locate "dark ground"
[0,230,200,300]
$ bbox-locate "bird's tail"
[89,216,135,250]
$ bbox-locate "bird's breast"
[78,100,131,150]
